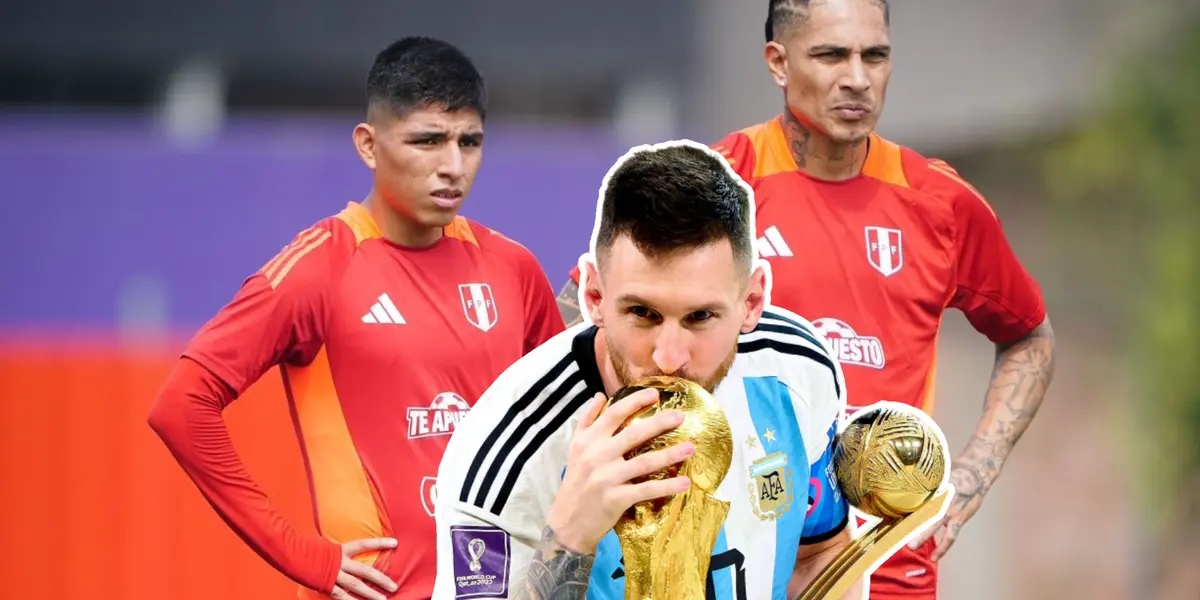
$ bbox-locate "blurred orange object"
[0,336,314,600]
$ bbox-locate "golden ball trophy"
[797,401,954,600]
[604,375,734,600]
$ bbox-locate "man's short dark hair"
[366,37,486,121]
[595,143,753,272]
[766,0,890,43]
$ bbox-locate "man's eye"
[690,311,715,322]
[631,306,654,319]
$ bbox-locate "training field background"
[1,1,1198,598]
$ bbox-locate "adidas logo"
[362,293,406,325]
[757,225,793,258]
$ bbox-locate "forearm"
[556,280,584,327]
[511,525,595,600]
[147,358,342,593]
[957,318,1057,491]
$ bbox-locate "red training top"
[149,201,564,599]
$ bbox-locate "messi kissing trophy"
[603,375,734,600]
[798,401,955,600]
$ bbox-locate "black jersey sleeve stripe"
[758,311,828,355]
[459,352,576,504]
[736,338,842,399]
[760,309,816,334]
[751,323,831,358]
[488,386,598,514]
[470,370,584,510]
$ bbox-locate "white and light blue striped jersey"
[432,306,849,600]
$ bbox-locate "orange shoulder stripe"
[927,163,996,218]
[488,227,533,254]
[712,143,737,168]
[443,216,479,247]
[267,230,331,289]
[862,133,910,188]
[335,202,383,245]
[928,158,955,172]
[261,228,332,289]
[743,117,798,179]
[262,227,322,278]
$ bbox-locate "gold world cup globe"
[833,403,947,520]
[607,375,733,505]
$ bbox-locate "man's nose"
[439,145,465,179]
[651,325,690,375]
[841,56,871,94]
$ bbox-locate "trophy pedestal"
[797,487,954,600]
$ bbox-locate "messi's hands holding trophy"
[527,376,734,600]
[545,387,696,555]
[516,385,697,599]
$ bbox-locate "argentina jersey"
[432,307,848,600]
[584,308,849,600]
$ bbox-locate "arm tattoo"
[512,526,595,600]
[557,280,584,327]
[955,319,1057,499]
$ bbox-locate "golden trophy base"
[797,486,954,600]
[616,487,730,600]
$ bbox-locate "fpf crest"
[458,283,498,332]
[864,226,904,277]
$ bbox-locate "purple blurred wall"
[0,113,625,330]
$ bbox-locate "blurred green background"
[1047,11,1200,594]
[935,6,1200,596]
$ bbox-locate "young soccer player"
[148,37,564,600]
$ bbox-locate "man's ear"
[741,262,769,333]
[353,122,378,169]
[581,254,604,326]
[764,41,789,89]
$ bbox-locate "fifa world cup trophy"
[797,401,955,600]
[603,376,734,600]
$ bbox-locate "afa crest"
[748,451,795,522]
